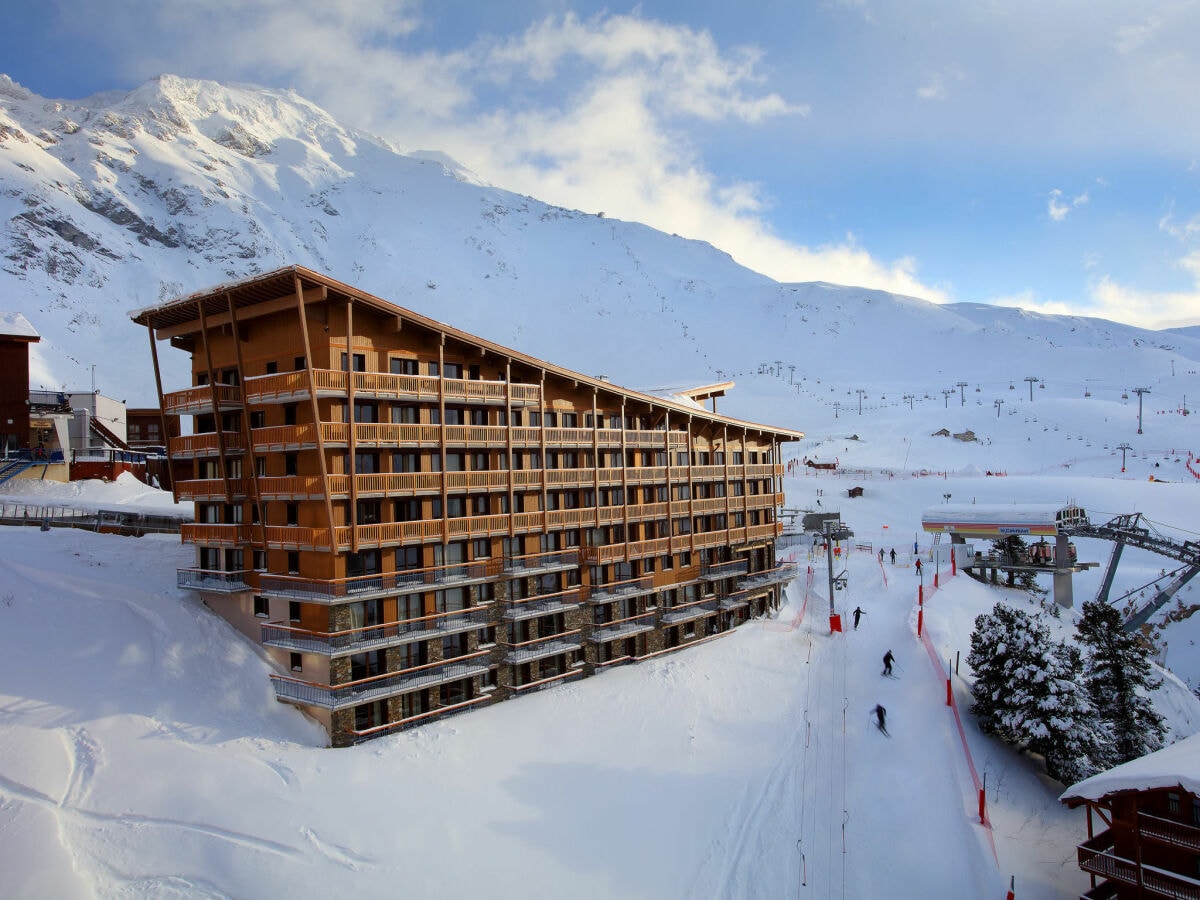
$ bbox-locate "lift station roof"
[921,503,1089,538]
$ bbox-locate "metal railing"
[261,607,489,655]
[270,650,491,710]
[177,568,253,593]
[660,598,719,625]
[588,610,657,643]
[701,559,750,581]
[258,559,503,602]
[502,631,582,665]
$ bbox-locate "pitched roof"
[0,311,39,340]
[1061,734,1200,803]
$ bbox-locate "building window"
[294,356,305,371]
[289,601,301,623]
[253,595,269,618]
[341,352,366,372]
[390,357,418,375]
[444,362,463,379]
[1169,792,1181,815]
[473,538,491,560]
[428,361,440,377]
[290,652,303,672]
[392,405,418,424]
[397,546,422,571]
[285,453,298,476]
[287,551,300,574]
[265,361,277,375]
[286,503,299,526]
[253,550,267,571]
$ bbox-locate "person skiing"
[882,650,895,676]
[889,548,896,564]
[873,704,888,735]
[852,606,865,629]
[915,558,923,575]
[878,548,884,563]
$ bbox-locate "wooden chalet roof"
[130,265,804,441]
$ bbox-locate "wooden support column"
[145,325,179,506]
[346,300,358,554]
[619,397,629,566]
[438,335,448,547]
[593,388,602,533]
[225,292,268,552]
[505,359,515,541]
[686,415,696,558]
[293,271,337,554]
[538,369,548,544]
[196,299,231,504]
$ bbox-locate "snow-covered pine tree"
[968,603,1103,783]
[1076,599,1166,767]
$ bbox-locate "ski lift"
[1039,382,1045,389]
[975,385,981,392]
[1084,388,1091,398]
[1122,391,1129,399]
[1009,382,1015,390]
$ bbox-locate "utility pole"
[994,398,1004,417]
[1024,376,1038,401]
[942,389,953,408]
[789,365,796,385]
[857,389,866,414]
[1133,387,1150,434]
[1116,442,1132,472]
[903,393,914,410]
[833,401,840,419]
[824,517,853,632]
[957,381,968,405]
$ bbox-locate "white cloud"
[1048,188,1089,222]
[1114,16,1163,54]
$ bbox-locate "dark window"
[289,601,301,622]
[294,356,305,371]
[253,595,269,618]
[286,503,299,526]
[444,362,463,379]
[265,361,277,375]
[290,652,302,672]
[341,352,366,372]
[391,358,419,375]
[287,551,300,574]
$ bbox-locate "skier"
[873,704,888,735]
[915,558,923,576]
[852,606,865,629]
[878,548,884,563]
[882,649,895,676]
[890,548,896,564]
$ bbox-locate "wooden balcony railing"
[180,523,254,546]
[169,431,245,456]
[176,478,251,500]
[162,383,242,415]
[258,557,508,602]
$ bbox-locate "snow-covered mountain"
[3,73,1200,434]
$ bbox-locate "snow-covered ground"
[2,459,1197,899]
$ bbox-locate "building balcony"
[242,370,541,407]
[502,549,580,577]
[270,649,492,711]
[586,575,656,604]
[625,466,667,484]
[701,559,750,581]
[659,598,719,625]
[1139,812,1200,852]
[588,611,657,643]
[502,631,582,665]
[719,590,752,611]
[258,558,505,603]
[180,523,255,547]
[162,383,242,416]
[169,431,246,457]
[507,667,584,695]
[502,588,584,621]
[261,606,490,656]
[176,478,251,501]
[177,568,254,593]
[739,563,799,591]
[1077,827,1200,899]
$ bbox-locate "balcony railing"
[507,668,584,694]
[270,649,492,710]
[659,598,719,625]
[502,549,579,577]
[258,558,504,603]
[701,559,750,581]
[169,432,245,457]
[1078,828,1200,899]
[503,588,583,620]
[162,383,242,415]
[588,610,657,643]
[1140,812,1200,851]
[739,563,799,591]
[176,478,251,501]
[180,523,254,546]
[502,631,582,665]
[348,694,493,743]
[242,370,541,406]
[586,575,655,603]
[177,568,254,593]
[261,606,489,656]
[719,590,752,611]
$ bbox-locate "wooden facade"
[132,265,803,746]
[0,316,39,456]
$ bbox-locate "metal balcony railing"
[588,611,657,643]
[506,668,584,694]
[701,559,750,581]
[261,607,489,656]
[738,563,799,591]
[502,588,583,621]
[1139,812,1200,851]
[270,650,491,710]
[258,559,503,603]
[586,575,655,604]
[659,598,719,625]
[502,631,582,665]
[177,568,253,593]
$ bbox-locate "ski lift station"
[921,503,1096,607]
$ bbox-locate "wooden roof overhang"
[130,264,805,443]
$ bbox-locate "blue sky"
[7,0,1200,328]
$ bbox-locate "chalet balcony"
[177,568,254,593]
[162,383,242,416]
[720,590,751,611]
[261,606,490,656]
[586,575,656,604]
[249,423,323,451]
[588,611,657,643]
[257,558,504,603]
[502,549,580,577]
[659,598,719,625]
[624,466,667,484]
[502,588,583,621]
[242,369,541,407]
[333,515,509,550]
[1078,828,1200,899]
[169,431,245,457]
[1139,812,1200,851]
[176,478,251,501]
[180,523,255,547]
[502,630,582,665]
[270,649,492,710]
[701,559,750,581]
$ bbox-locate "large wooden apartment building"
[132,266,803,746]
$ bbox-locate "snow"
[0,310,38,339]
[1061,733,1200,803]
[1,73,1199,899]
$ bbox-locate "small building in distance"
[1061,733,1200,899]
[0,312,39,457]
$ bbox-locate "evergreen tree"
[969,603,1104,783]
[1076,599,1166,766]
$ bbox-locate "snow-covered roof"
[0,311,39,340]
[1061,734,1200,803]
[922,503,1086,536]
